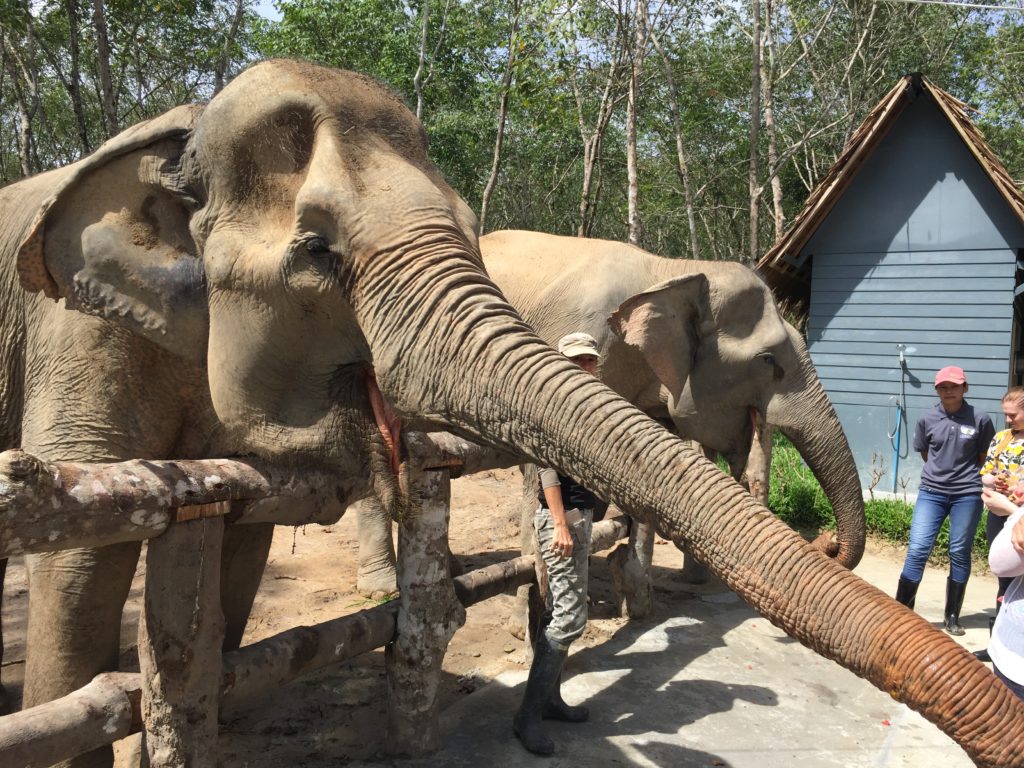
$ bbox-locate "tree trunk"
[64,0,91,155]
[570,8,625,238]
[625,5,647,246]
[649,26,700,259]
[213,0,246,95]
[748,0,762,262]
[763,0,784,239]
[138,509,225,768]
[90,0,118,136]
[478,0,521,233]
[385,467,465,755]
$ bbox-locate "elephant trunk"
[363,246,1024,766]
[768,348,866,570]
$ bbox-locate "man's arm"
[540,470,573,559]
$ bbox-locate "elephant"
[356,229,865,596]
[4,59,1023,766]
[0,107,312,756]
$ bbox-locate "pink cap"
[934,365,967,386]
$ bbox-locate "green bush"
[766,435,990,565]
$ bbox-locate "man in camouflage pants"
[513,332,601,756]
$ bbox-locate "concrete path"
[354,545,997,768]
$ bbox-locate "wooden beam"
[0,519,628,765]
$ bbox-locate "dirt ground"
[0,467,997,765]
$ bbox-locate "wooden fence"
[0,435,634,766]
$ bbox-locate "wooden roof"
[756,74,1024,304]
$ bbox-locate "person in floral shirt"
[975,386,1024,661]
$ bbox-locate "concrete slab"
[350,545,996,768]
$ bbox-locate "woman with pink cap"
[894,365,994,635]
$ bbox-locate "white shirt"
[988,506,1024,685]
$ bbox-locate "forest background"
[1,0,1022,264]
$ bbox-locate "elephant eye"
[761,353,776,367]
[304,236,331,256]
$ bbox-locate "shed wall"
[803,95,1024,493]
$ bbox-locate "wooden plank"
[814,365,1011,384]
[811,353,1010,373]
[810,302,1012,319]
[813,249,1015,266]
[826,390,1006,408]
[386,468,464,756]
[809,340,1009,357]
[808,315,1014,332]
[139,512,224,768]
[819,377,1007,400]
[814,263,1013,280]
[812,276,1012,294]
[811,290,1009,304]
[808,328,1007,346]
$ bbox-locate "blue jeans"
[900,488,983,584]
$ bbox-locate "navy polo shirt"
[914,401,995,494]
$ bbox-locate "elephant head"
[609,262,864,568]
[480,230,864,570]
[15,61,1024,764]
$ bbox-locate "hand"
[551,522,574,559]
[982,488,1018,516]
[1013,516,1024,555]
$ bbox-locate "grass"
[764,434,990,566]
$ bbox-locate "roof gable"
[757,75,1024,302]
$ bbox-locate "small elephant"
[4,60,1021,766]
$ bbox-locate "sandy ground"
[0,467,1000,765]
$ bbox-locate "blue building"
[758,75,1024,495]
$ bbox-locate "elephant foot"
[356,567,398,599]
[678,556,710,585]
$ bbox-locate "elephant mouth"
[363,366,412,519]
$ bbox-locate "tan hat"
[557,332,600,359]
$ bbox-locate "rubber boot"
[943,578,968,636]
[514,633,566,755]
[973,601,1001,662]
[544,673,589,722]
[895,577,919,609]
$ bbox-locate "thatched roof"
[756,74,1024,305]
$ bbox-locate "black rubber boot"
[514,633,566,755]
[895,577,919,609]
[543,675,589,722]
[973,603,1000,662]
[943,578,968,636]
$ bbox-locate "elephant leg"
[509,464,541,641]
[607,515,655,617]
[355,496,399,597]
[220,520,274,651]
[677,443,716,585]
[24,542,141,768]
[0,556,8,715]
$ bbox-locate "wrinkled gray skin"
[0,113,287,753]
[7,60,1023,766]
[356,230,865,594]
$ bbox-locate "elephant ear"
[608,273,714,404]
[16,104,207,364]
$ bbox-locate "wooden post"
[385,468,465,756]
[607,512,655,618]
[138,504,225,768]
